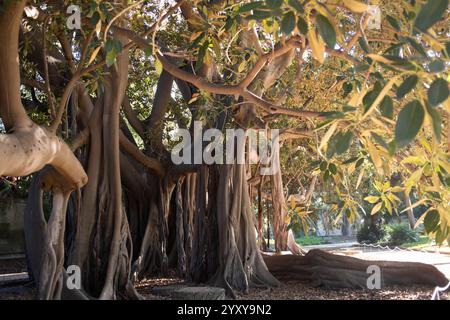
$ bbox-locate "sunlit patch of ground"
[0,258,448,300]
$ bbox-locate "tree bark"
[264,249,449,289]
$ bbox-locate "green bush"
[357,223,385,244]
[382,223,419,246]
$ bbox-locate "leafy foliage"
[17,0,450,246]
[382,223,420,246]
[357,222,385,244]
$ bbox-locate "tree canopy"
[0,0,449,300]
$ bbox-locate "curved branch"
[0,125,88,189]
[0,0,32,130]
[119,131,165,176]
[122,96,145,138]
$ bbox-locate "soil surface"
[0,261,448,300]
[134,275,447,300]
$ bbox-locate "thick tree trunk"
[210,162,280,296]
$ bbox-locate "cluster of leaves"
[300,0,450,244]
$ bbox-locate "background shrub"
[357,223,385,244]
[382,223,419,246]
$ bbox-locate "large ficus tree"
[0,0,448,300]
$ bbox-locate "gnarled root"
[263,249,449,289]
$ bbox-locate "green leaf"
[371,132,389,151]
[106,49,116,67]
[297,16,308,35]
[386,15,401,31]
[413,0,449,33]
[395,100,425,148]
[387,140,396,156]
[323,170,331,181]
[342,156,359,165]
[424,210,440,234]
[329,163,337,174]
[248,10,273,20]
[343,105,357,112]
[238,1,264,13]
[428,59,445,73]
[425,102,442,142]
[445,41,450,58]
[143,47,152,57]
[383,42,404,56]
[335,131,353,155]
[281,11,296,35]
[326,141,336,158]
[358,36,369,53]
[195,41,209,71]
[354,63,370,73]
[342,82,353,98]
[363,81,382,113]
[427,78,449,106]
[396,75,418,99]
[316,14,336,48]
[105,39,122,54]
[104,40,122,68]
[320,161,328,172]
[355,158,365,168]
[105,39,114,52]
[435,227,449,244]
[405,37,427,57]
[113,40,123,53]
[288,0,304,12]
[266,0,283,10]
[379,95,394,119]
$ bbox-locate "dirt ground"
[0,261,448,300]
[0,279,446,300]
[134,275,447,300]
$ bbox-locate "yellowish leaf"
[343,0,370,13]
[366,54,394,65]
[290,196,296,210]
[414,208,433,229]
[401,156,426,166]
[188,93,199,104]
[88,46,102,65]
[319,121,338,152]
[364,196,380,204]
[308,28,325,63]
[361,75,400,121]
[366,139,382,175]
[155,57,163,75]
[371,202,382,215]
[390,186,403,193]
[356,167,365,189]
[238,60,247,73]
[384,198,392,214]
[401,198,428,213]
[95,20,102,37]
